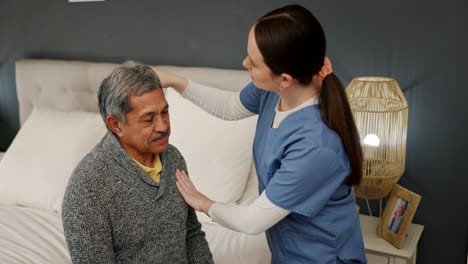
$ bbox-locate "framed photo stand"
[378,184,422,249]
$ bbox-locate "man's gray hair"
[98,61,161,125]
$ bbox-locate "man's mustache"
[149,129,170,142]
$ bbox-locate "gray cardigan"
[62,133,213,264]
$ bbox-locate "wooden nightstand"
[360,214,424,264]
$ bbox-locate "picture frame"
[378,184,422,249]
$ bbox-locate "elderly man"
[387,199,408,233]
[62,61,213,264]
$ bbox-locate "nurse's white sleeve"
[182,80,255,120]
[209,191,290,235]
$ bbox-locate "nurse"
[157,4,367,264]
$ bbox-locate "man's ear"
[279,73,294,91]
[106,115,124,137]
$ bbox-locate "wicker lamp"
[346,77,408,214]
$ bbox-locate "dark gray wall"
[1,0,467,263]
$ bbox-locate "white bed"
[0,59,271,263]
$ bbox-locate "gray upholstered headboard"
[15,59,250,126]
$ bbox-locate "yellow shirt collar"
[132,154,162,183]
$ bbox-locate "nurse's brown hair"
[254,5,363,186]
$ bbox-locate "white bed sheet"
[201,220,270,264]
[0,205,71,264]
[0,205,269,264]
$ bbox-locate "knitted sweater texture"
[62,133,213,264]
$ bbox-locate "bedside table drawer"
[360,214,424,264]
[366,252,390,264]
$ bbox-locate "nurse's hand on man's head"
[175,169,215,216]
[151,67,172,88]
[151,67,188,94]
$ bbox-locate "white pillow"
[0,108,107,214]
[165,88,257,203]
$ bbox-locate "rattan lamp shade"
[346,77,408,200]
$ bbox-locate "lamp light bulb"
[363,134,380,147]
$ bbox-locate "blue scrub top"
[240,82,366,264]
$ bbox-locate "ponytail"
[319,73,363,186]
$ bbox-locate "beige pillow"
[165,88,257,203]
[0,108,107,214]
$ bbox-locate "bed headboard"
[15,59,250,126]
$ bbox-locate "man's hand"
[175,169,215,216]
